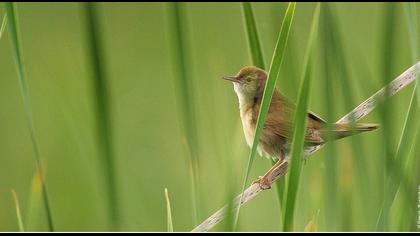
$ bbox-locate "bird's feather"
[252,89,325,145]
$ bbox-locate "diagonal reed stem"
[4,2,55,232]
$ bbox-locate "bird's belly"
[240,109,286,160]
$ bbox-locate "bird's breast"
[239,106,255,149]
[238,97,288,161]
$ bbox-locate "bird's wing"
[254,90,325,144]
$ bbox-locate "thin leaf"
[235,2,296,229]
[25,169,43,231]
[11,189,24,232]
[0,13,7,40]
[376,3,397,231]
[320,5,339,230]
[165,188,174,232]
[405,2,420,107]
[283,3,320,232]
[167,2,201,225]
[241,1,285,226]
[82,3,119,229]
[377,2,420,230]
[4,2,54,231]
[303,209,320,232]
[321,4,373,228]
[242,2,265,69]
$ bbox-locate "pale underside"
[237,88,324,161]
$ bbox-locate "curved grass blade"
[0,13,7,40]
[241,2,286,227]
[167,2,201,225]
[11,189,25,232]
[235,2,296,229]
[4,2,54,231]
[82,3,119,229]
[164,188,174,232]
[242,2,265,69]
[282,3,320,232]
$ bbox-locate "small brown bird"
[222,66,379,189]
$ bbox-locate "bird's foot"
[252,176,272,190]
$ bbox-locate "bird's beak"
[222,75,241,83]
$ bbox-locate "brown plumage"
[222,66,379,189]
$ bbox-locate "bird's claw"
[252,176,272,190]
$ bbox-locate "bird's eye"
[246,76,252,82]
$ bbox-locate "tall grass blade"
[164,188,174,232]
[11,189,25,232]
[167,2,201,225]
[282,3,320,232]
[377,2,420,230]
[25,169,43,231]
[241,1,285,225]
[234,2,296,229]
[405,3,420,107]
[319,4,339,230]
[4,2,54,231]
[376,3,397,231]
[242,2,265,69]
[0,13,7,40]
[320,4,373,228]
[82,3,118,229]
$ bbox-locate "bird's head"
[222,66,267,99]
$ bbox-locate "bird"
[222,66,379,189]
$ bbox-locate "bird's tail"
[321,123,379,141]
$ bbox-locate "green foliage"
[282,3,320,231]
[11,190,24,232]
[242,2,265,69]
[0,13,7,40]
[241,1,286,227]
[82,2,118,229]
[167,2,201,225]
[235,2,295,228]
[4,2,54,231]
[164,188,174,232]
[0,2,418,232]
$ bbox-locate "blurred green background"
[0,2,419,232]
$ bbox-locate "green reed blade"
[167,2,201,225]
[241,1,286,226]
[82,2,119,229]
[4,2,54,231]
[235,1,296,230]
[242,2,265,69]
[165,188,174,232]
[11,189,25,232]
[282,3,320,232]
